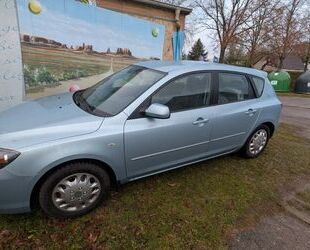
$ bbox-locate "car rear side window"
[151,73,212,112]
[218,73,254,104]
[252,76,265,97]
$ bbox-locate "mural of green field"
[17,0,165,99]
[22,43,139,99]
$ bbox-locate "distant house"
[21,34,30,42]
[254,54,305,72]
[31,36,49,44]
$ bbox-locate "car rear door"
[124,72,215,179]
[207,72,261,155]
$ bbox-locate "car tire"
[241,125,270,158]
[39,161,110,218]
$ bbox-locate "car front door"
[207,72,261,155]
[124,72,214,179]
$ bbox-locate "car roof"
[135,60,267,78]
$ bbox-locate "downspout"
[174,8,181,61]
[175,8,181,31]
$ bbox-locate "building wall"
[0,0,24,112]
[97,0,187,60]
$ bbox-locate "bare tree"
[195,0,262,63]
[269,0,303,69]
[240,0,279,67]
[297,11,310,71]
[225,42,247,65]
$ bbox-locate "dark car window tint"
[252,76,265,97]
[151,73,212,112]
[218,73,253,104]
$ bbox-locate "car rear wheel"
[39,162,110,218]
[242,125,270,158]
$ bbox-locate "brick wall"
[96,0,187,60]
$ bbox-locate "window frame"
[128,70,262,120]
[249,75,265,98]
[128,70,217,119]
[213,71,257,105]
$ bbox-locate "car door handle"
[193,117,209,125]
[245,109,257,115]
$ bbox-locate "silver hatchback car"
[0,61,281,218]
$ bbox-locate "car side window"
[218,73,254,104]
[151,73,212,112]
[252,76,265,97]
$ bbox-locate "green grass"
[0,125,309,249]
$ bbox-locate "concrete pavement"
[279,96,310,139]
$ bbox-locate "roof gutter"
[131,0,192,15]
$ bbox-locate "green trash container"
[268,71,291,92]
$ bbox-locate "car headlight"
[0,148,20,169]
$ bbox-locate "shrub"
[35,67,57,85]
[23,65,36,87]
[62,69,89,80]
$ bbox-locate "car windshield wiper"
[73,90,84,107]
[73,90,93,112]
[73,91,112,117]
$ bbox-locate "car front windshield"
[73,65,166,116]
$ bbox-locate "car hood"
[0,93,103,149]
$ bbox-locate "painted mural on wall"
[16,0,165,99]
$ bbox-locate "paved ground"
[230,215,310,250]
[279,96,310,139]
[230,95,310,250]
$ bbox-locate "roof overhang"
[131,0,192,15]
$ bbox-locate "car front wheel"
[242,125,270,158]
[39,162,110,218]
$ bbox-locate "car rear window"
[252,76,265,97]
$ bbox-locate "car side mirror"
[145,103,170,119]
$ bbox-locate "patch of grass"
[0,125,309,249]
[21,43,138,79]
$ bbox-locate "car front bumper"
[0,168,32,214]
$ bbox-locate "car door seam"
[131,140,210,161]
[210,132,246,142]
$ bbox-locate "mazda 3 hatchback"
[0,61,281,218]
